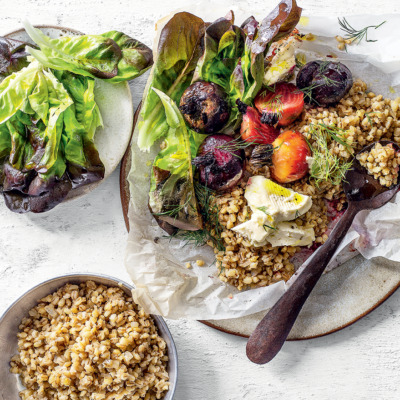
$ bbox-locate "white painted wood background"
[1,1,400,399]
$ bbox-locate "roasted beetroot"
[296,61,353,106]
[192,134,244,192]
[240,105,280,144]
[179,81,230,134]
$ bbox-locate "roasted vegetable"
[179,81,230,134]
[240,105,280,144]
[149,88,205,231]
[254,82,304,127]
[296,61,353,106]
[23,21,152,82]
[271,130,311,183]
[249,144,274,168]
[192,134,244,191]
[0,36,30,78]
[194,0,302,132]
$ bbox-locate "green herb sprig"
[307,123,353,186]
[338,18,386,45]
[172,183,225,252]
[215,136,256,158]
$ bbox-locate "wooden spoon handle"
[246,203,359,364]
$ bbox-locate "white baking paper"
[125,6,400,319]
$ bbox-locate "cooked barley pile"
[10,281,170,400]
[208,79,400,290]
[357,142,400,187]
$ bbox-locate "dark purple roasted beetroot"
[192,134,244,192]
[179,81,230,134]
[296,61,353,106]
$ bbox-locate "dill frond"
[307,123,354,186]
[215,136,255,158]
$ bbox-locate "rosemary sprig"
[307,123,353,186]
[338,18,386,45]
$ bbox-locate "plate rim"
[3,25,134,205]
[120,107,400,340]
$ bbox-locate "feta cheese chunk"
[267,222,315,247]
[231,176,315,248]
[263,35,300,86]
[232,210,275,247]
[245,176,312,222]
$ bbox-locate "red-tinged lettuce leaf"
[100,31,153,82]
[192,11,244,92]
[0,37,30,78]
[137,12,205,151]
[251,0,302,56]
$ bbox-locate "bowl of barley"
[0,274,178,400]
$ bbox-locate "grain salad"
[206,79,400,290]
[357,142,400,187]
[10,281,170,400]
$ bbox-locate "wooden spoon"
[246,140,400,364]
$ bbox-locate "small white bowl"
[0,273,178,400]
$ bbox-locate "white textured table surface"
[1,1,400,399]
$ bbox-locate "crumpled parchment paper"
[125,7,400,320]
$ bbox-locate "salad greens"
[150,88,205,231]
[0,37,30,78]
[137,12,205,151]
[138,0,302,231]
[0,24,152,213]
[23,21,152,82]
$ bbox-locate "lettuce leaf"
[0,36,30,78]
[137,12,205,151]
[0,62,105,212]
[54,70,104,186]
[149,88,204,231]
[101,31,153,82]
[251,0,302,54]
[23,21,152,81]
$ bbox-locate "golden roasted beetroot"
[179,81,230,134]
[271,130,311,183]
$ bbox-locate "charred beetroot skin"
[296,60,353,106]
[192,134,244,192]
[240,105,280,144]
[179,81,231,134]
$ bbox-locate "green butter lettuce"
[149,88,205,231]
[137,12,205,151]
[101,31,153,82]
[0,62,104,212]
[23,21,152,82]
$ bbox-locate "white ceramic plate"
[4,25,134,202]
[120,108,400,340]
